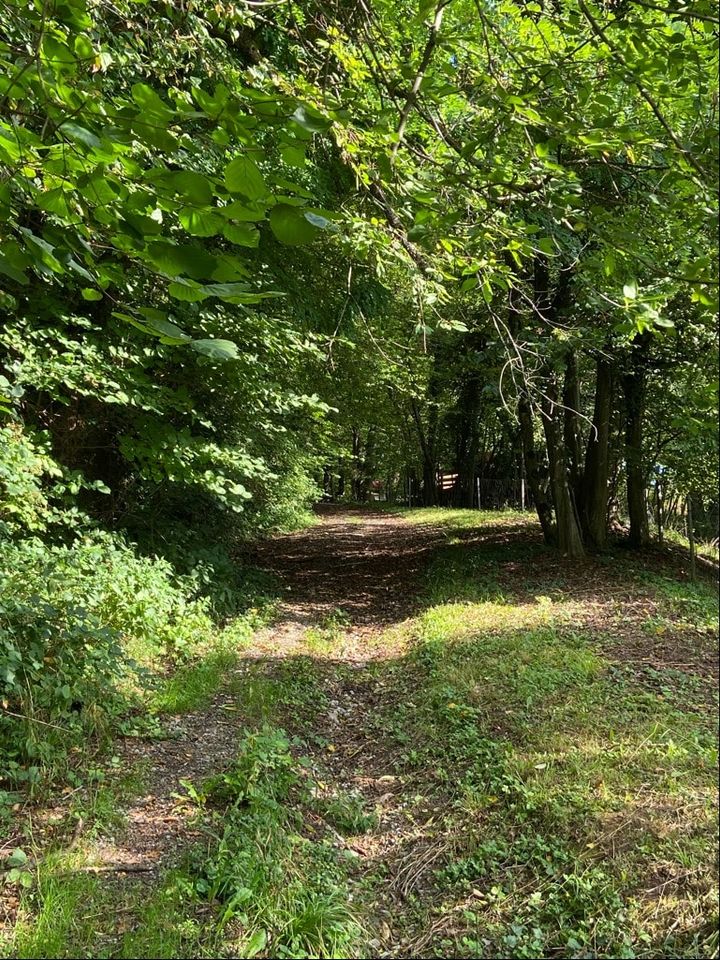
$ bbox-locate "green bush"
[0,530,215,788]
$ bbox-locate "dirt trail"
[251,505,445,657]
[88,507,446,876]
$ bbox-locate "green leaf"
[58,122,101,149]
[131,83,173,118]
[38,187,72,218]
[146,242,218,280]
[178,208,223,237]
[112,311,192,344]
[169,171,214,205]
[81,288,103,301]
[223,222,260,247]
[221,201,267,221]
[224,156,267,200]
[291,106,331,134]
[0,253,29,285]
[200,282,254,299]
[280,144,306,166]
[73,34,95,60]
[245,929,267,957]
[536,237,556,255]
[190,339,239,361]
[168,279,208,302]
[269,204,325,245]
[623,280,638,300]
[7,849,28,868]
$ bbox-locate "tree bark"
[410,391,439,507]
[563,350,584,496]
[518,396,556,545]
[623,335,650,548]
[542,382,585,558]
[455,368,482,508]
[581,357,613,550]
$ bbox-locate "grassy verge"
[4,724,364,960]
[358,509,719,958]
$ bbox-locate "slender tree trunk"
[410,394,439,506]
[687,494,696,581]
[454,332,485,508]
[581,358,613,550]
[518,396,556,545]
[542,382,585,558]
[623,336,650,548]
[455,381,481,508]
[563,350,584,496]
[357,427,375,502]
[351,427,362,501]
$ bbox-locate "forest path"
[7,508,718,959]
[46,505,451,956]
[246,505,455,955]
[250,504,448,658]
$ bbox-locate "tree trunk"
[356,428,375,502]
[563,350,584,496]
[351,427,362,501]
[518,396,556,545]
[542,383,585,558]
[410,396,439,507]
[623,336,650,548]
[581,358,613,550]
[455,382,481,508]
[323,465,333,499]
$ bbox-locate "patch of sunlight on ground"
[416,595,576,643]
[394,506,532,529]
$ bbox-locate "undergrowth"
[4,727,364,959]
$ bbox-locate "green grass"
[388,505,532,531]
[663,527,719,563]
[4,853,208,959]
[5,509,717,959]
[6,855,104,960]
[151,594,280,715]
[351,508,719,958]
[178,726,364,959]
[378,626,718,957]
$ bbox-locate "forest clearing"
[1,0,718,957]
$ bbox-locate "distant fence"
[373,476,532,510]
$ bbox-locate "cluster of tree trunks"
[514,261,652,558]
[323,260,658,561]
